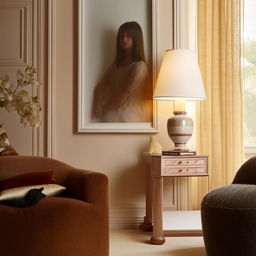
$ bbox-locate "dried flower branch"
[0,66,41,127]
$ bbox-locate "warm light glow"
[174,100,186,112]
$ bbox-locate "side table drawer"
[162,157,206,167]
[162,166,208,176]
[160,156,208,177]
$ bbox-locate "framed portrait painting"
[78,0,158,133]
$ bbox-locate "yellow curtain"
[193,0,244,208]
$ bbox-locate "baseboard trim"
[110,203,175,229]
[110,203,144,229]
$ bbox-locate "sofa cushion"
[0,170,56,191]
[0,184,66,201]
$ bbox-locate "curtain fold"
[193,0,244,208]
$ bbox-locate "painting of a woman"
[91,21,152,123]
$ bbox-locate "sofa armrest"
[64,169,108,205]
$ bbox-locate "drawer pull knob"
[187,161,189,163]
[178,169,182,172]
[186,169,189,171]
[178,161,182,164]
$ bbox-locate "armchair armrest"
[232,156,256,184]
[64,168,108,205]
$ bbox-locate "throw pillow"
[0,184,66,201]
[0,170,56,192]
[0,126,18,156]
[0,188,46,207]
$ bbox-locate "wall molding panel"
[0,1,32,66]
[47,0,56,158]
[0,0,44,156]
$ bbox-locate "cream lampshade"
[153,49,206,151]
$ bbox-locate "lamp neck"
[174,100,186,115]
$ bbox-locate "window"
[242,0,256,153]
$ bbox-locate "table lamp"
[153,49,206,152]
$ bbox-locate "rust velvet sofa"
[0,155,109,256]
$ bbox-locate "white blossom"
[0,66,42,127]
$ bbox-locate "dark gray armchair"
[201,156,256,256]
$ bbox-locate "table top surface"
[144,152,208,158]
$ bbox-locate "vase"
[0,124,18,156]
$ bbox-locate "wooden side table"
[140,153,208,245]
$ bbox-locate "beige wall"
[0,0,196,228]
[0,0,189,228]
[54,0,175,228]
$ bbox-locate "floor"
[110,229,206,256]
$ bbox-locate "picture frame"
[78,0,158,133]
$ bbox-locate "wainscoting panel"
[0,1,31,65]
[0,0,44,156]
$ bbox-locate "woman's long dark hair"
[115,21,146,66]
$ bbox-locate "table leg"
[150,176,165,245]
[140,157,153,231]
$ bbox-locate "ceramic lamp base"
[167,111,193,151]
